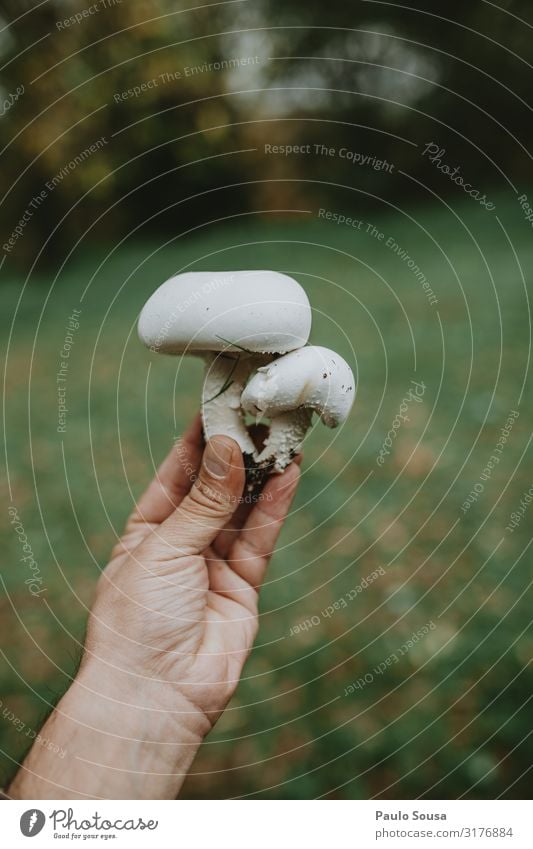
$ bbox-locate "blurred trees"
[0,0,248,264]
[256,0,533,199]
[0,0,532,268]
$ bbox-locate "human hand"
[9,415,300,799]
[87,413,301,724]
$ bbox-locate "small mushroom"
[241,345,355,472]
[138,270,311,469]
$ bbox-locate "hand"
[87,413,301,722]
[9,415,300,799]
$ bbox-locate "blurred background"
[1,0,532,799]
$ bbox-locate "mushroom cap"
[241,345,355,427]
[138,271,311,355]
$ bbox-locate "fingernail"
[203,439,233,479]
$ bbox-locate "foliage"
[1,1,532,267]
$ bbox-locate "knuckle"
[187,477,232,517]
[239,536,269,562]
[249,615,259,642]
[95,567,118,599]
[109,541,127,560]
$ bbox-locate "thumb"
[151,435,245,558]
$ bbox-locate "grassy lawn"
[1,193,532,798]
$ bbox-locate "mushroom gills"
[252,407,314,473]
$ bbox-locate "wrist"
[9,657,209,800]
[76,654,211,743]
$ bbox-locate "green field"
[1,194,532,798]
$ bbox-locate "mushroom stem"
[201,352,258,456]
[253,408,314,473]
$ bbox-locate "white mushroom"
[138,271,311,468]
[241,345,355,472]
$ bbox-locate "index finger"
[124,413,204,532]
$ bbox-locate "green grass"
[1,193,532,798]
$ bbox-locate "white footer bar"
[2,799,531,848]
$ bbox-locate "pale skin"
[8,415,300,799]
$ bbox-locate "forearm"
[8,660,210,800]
